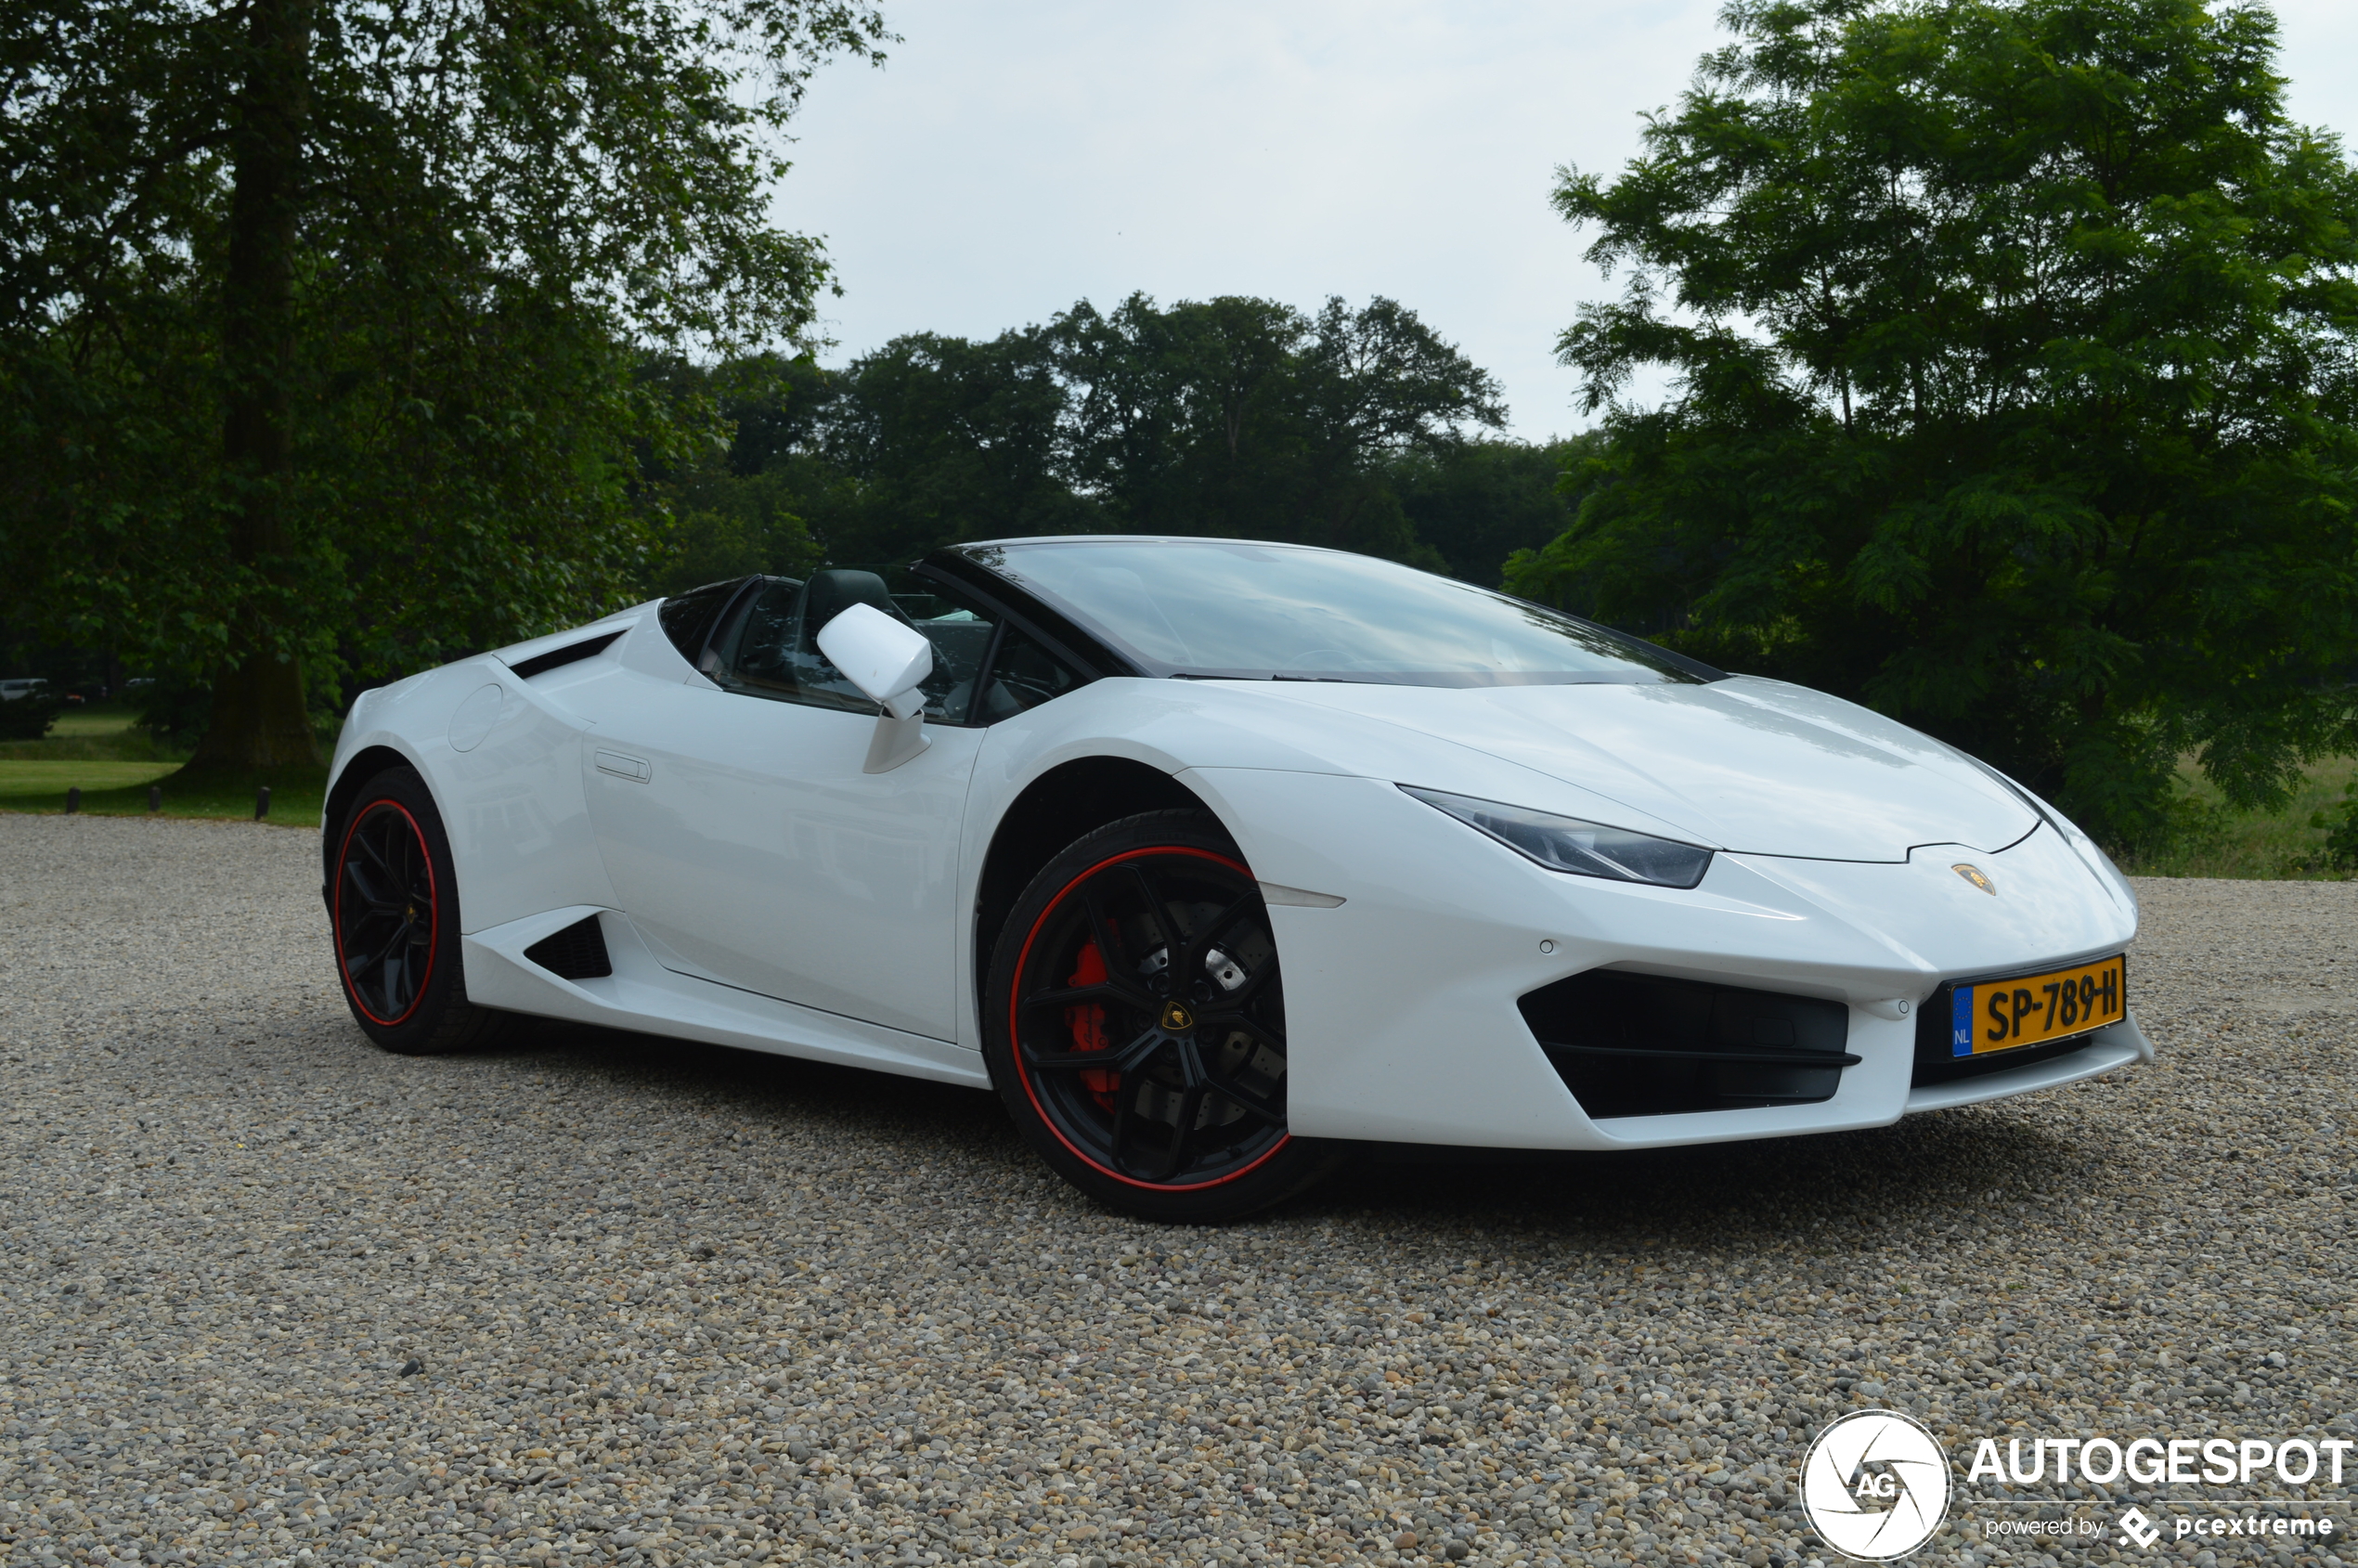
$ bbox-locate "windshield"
[961,538,1713,686]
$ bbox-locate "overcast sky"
[774,0,2358,441]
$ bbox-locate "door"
[578,573,1001,1041]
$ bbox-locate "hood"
[1246,675,2036,862]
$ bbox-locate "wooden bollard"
[149,784,162,813]
[255,784,271,821]
[64,786,80,814]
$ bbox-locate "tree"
[817,328,1102,562]
[1508,0,2358,848]
[695,293,1509,574]
[1,0,887,770]
[1390,432,1606,586]
[640,355,832,597]
[1056,292,1507,559]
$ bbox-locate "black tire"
[983,809,1343,1223]
[329,765,517,1056]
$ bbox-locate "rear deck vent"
[524,914,612,980]
[509,628,624,680]
[1519,970,1857,1119]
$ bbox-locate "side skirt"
[460,904,991,1090]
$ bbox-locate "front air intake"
[1519,970,1858,1119]
[524,914,613,980]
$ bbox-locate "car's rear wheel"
[330,766,517,1056]
[984,810,1341,1222]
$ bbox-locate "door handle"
[594,749,652,783]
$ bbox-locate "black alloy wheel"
[985,810,1341,1222]
[335,798,438,1026]
[329,765,515,1056]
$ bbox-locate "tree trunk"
[188,0,321,773]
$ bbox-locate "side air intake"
[1519,969,1858,1119]
[524,914,613,980]
[509,628,624,680]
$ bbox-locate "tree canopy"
[1,0,887,767]
[1507,0,2358,848]
[655,292,1524,591]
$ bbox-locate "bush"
[136,678,214,745]
[2313,782,2358,871]
[0,694,58,740]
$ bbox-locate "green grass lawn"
[0,701,188,763]
[0,764,325,825]
[48,705,143,737]
[0,759,185,797]
[2117,755,2358,880]
[0,704,323,825]
[0,768,326,825]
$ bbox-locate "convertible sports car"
[321,537,2149,1221]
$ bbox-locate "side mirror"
[815,602,935,772]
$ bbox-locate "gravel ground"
[1,812,2352,1568]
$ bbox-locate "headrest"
[799,570,899,645]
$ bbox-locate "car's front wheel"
[983,810,1341,1223]
[330,765,517,1056]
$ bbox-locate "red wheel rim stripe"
[334,797,438,1028]
[1006,844,1291,1192]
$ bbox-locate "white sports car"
[321,538,2148,1221]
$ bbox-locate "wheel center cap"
[1160,1001,1196,1032]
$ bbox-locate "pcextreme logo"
[2119,1508,2164,1549]
[1799,1409,1952,1561]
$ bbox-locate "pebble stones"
[0,813,2352,1566]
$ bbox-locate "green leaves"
[1,0,887,712]
[1051,292,1505,559]
[694,293,1509,574]
[1513,0,2358,849]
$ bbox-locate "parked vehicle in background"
[0,679,61,741]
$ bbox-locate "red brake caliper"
[1065,939,1118,1109]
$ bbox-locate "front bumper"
[1183,768,2144,1152]
[1904,1010,2153,1112]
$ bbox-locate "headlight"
[1402,785,1714,889]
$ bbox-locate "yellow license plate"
[1949,955,2126,1056]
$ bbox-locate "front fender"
[323,657,617,935]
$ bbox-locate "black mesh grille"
[1519,970,1857,1119]
[524,914,612,980]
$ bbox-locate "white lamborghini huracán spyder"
[321,538,2148,1220]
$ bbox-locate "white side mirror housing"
[817,601,933,712]
[815,601,935,772]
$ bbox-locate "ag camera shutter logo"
[1801,1409,1953,1560]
